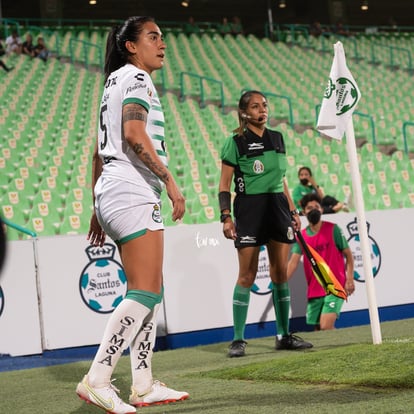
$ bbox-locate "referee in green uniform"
[219,90,313,357]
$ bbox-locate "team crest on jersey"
[152,204,163,223]
[147,88,153,97]
[253,160,264,174]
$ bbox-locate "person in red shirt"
[287,193,355,330]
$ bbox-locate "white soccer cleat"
[76,375,136,414]
[129,380,189,407]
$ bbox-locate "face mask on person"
[307,209,321,225]
[300,178,309,186]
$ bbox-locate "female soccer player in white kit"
[76,16,188,414]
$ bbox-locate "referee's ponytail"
[104,16,155,83]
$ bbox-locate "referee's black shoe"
[276,334,313,350]
[228,340,247,357]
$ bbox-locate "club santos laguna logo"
[324,76,359,116]
[79,243,127,313]
[251,245,272,295]
[346,218,381,283]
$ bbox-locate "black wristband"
[220,213,232,223]
[218,191,231,213]
[290,209,300,217]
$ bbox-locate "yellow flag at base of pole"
[316,41,361,140]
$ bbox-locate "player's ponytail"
[104,26,122,82]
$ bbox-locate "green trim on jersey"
[123,97,150,111]
[152,120,164,127]
[117,229,147,244]
[153,134,164,141]
[156,149,167,157]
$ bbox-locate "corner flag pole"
[345,118,382,345]
[317,41,382,344]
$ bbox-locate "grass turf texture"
[1,319,413,413]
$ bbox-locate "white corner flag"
[317,41,361,140]
[317,41,382,345]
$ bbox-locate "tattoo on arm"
[132,143,170,184]
[123,104,147,123]
[124,104,169,183]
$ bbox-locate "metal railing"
[370,43,413,71]
[180,72,225,112]
[2,217,37,238]
[69,38,103,68]
[265,92,294,126]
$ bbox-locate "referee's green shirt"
[220,128,287,195]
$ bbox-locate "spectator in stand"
[184,16,201,35]
[292,166,347,214]
[332,21,350,37]
[22,34,36,57]
[218,17,232,36]
[34,36,50,62]
[231,16,244,35]
[5,30,22,54]
[0,38,13,72]
[310,21,325,37]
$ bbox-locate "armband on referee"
[218,191,231,213]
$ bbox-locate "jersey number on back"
[100,104,108,150]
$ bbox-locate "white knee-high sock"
[87,298,151,387]
[129,303,160,394]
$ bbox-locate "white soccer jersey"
[98,63,167,196]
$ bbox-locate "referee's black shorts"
[233,193,295,248]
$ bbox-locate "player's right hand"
[87,212,106,247]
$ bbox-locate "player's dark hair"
[298,166,312,177]
[233,90,267,136]
[300,193,322,209]
[104,16,155,82]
